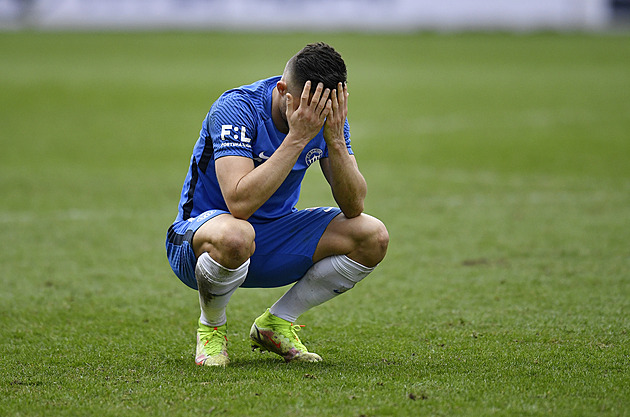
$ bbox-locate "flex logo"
[221,125,251,143]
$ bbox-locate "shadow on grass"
[164,353,341,374]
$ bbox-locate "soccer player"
[166,42,389,366]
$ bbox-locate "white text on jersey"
[221,125,251,143]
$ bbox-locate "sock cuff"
[330,255,375,283]
[199,314,227,328]
[196,252,250,286]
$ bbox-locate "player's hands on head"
[286,81,332,145]
[323,82,348,146]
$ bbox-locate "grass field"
[1,31,629,416]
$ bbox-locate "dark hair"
[289,42,347,94]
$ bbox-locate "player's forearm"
[226,140,304,219]
[325,144,367,218]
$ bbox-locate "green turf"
[1,31,629,416]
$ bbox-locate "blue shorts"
[165,207,342,290]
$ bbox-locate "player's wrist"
[324,136,347,151]
[284,131,311,147]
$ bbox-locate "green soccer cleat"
[250,309,322,363]
[195,320,229,367]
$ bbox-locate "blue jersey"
[174,76,353,224]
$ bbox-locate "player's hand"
[323,82,348,146]
[286,81,331,145]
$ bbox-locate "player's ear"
[277,80,288,96]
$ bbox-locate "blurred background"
[1,0,630,32]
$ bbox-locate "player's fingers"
[310,82,324,108]
[323,99,332,119]
[337,82,346,110]
[286,93,295,115]
[316,88,331,117]
[330,88,339,115]
[300,81,311,108]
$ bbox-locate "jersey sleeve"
[209,92,257,160]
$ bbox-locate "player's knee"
[353,215,389,265]
[212,220,255,266]
[220,221,255,258]
[367,217,389,261]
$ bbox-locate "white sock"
[195,252,249,327]
[269,255,375,322]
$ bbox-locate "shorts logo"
[306,206,334,212]
[305,148,323,166]
[188,210,218,223]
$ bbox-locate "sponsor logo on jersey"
[221,125,251,143]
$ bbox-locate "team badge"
[305,148,323,166]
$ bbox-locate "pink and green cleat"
[195,321,229,367]
[250,309,322,363]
